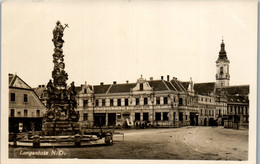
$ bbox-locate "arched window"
[220,67,224,74]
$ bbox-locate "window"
[102,99,106,106]
[179,98,183,106]
[125,98,129,106]
[201,98,203,101]
[210,99,211,102]
[24,109,28,116]
[136,98,139,105]
[140,83,143,91]
[173,97,176,102]
[36,110,40,117]
[24,94,28,102]
[117,99,121,106]
[144,98,148,105]
[10,109,15,117]
[83,100,88,107]
[83,113,88,121]
[17,111,21,116]
[245,107,248,114]
[179,112,183,121]
[11,93,15,101]
[84,88,87,94]
[95,100,99,107]
[200,109,203,115]
[135,113,140,121]
[143,113,149,121]
[205,98,207,102]
[185,115,188,120]
[220,67,224,74]
[156,97,160,105]
[164,97,168,104]
[163,112,169,121]
[110,99,114,106]
[155,112,161,121]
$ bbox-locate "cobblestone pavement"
[9,126,248,160]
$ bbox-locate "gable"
[10,76,31,89]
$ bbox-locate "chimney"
[100,82,104,85]
[150,77,153,81]
[161,76,164,80]
[167,75,170,81]
[126,80,129,84]
[113,81,117,84]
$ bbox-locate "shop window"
[163,112,169,121]
[143,113,149,121]
[135,113,140,121]
[155,112,161,121]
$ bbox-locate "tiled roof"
[93,85,111,94]
[227,95,249,104]
[164,81,176,91]
[170,79,185,92]
[180,81,189,90]
[34,87,46,97]
[216,85,249,96]
[194,82,216,95]
[148,80,169,91]
[108,83,136,93]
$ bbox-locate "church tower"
[216,39,230,88]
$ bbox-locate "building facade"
[32,40,249,129]
[9,74,47,132]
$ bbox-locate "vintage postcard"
[1,0,258,164]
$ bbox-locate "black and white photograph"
[1,0,258,164]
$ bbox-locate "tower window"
[220,67,224,74]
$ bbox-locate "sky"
[2,0,258,87]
